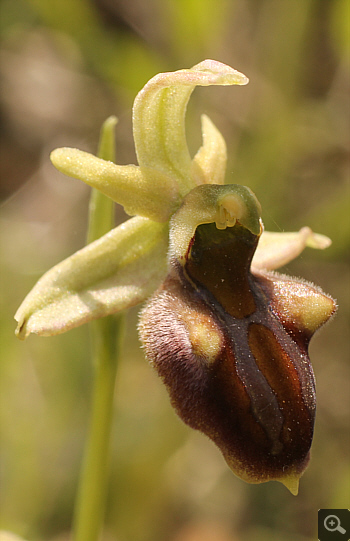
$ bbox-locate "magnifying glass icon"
[324,514,346,534]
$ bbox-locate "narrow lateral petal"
[252,227,332,271]
[133,59,248,196]
[15,217,168,338]
[51,148,179,222]
[191,115,227,185]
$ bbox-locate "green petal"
[133,59,248,196]
[191,115,227,185]
[50,148,179,222]
[252,227,332,270]
[15,217,168,338]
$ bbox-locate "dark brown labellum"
[139,204,336,494]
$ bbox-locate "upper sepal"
[133,60,248,196]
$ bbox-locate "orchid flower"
[15,60,336,494]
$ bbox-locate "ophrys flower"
[15,60,336,494]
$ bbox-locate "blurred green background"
[0,0,349,540]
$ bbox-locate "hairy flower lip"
[139,215,335,494]
[139,269,315,494]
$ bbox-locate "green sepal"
[15,217,168,338]
[133,59,248,196]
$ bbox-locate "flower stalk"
[72,117,124,541]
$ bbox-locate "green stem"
[72,314,124,541]
[72,117,123,541]
[86,116,118,246]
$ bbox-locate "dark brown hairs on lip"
[139,193,336,495]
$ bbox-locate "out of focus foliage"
[0,0,349,540]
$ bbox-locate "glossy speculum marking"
[185,223,314,473]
